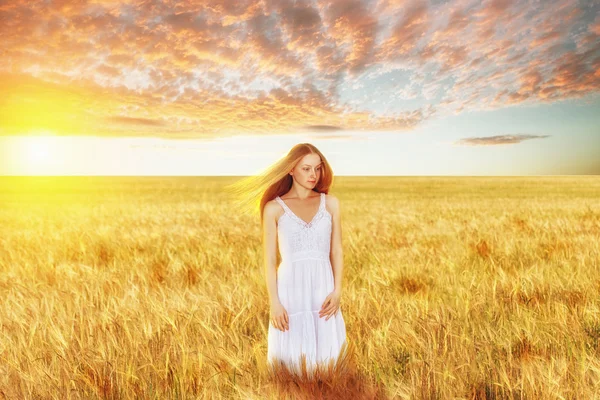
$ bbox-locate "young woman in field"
[229,143,347,376]
[263,143,347,375]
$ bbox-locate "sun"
[17,133,63,174]
[25,137,53,164]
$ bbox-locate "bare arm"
[263,201,281,306]
[328,195,344,295]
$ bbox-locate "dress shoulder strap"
[274,196,289,213]
[319,192,326,211]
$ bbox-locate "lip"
[308,180,316,183]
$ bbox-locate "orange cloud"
[0,70,431,139]
[0,0,598,138]
[376,1,429,62]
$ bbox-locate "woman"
[262,143,347,376]
[229,143,347,376]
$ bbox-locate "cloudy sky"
[1,0,599,175]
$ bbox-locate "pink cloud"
[455,134,550,146]
[376,1,429,62]
[321,0,379,74]
[592,16,600,35]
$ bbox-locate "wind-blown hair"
[225,143,334,224]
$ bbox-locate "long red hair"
[226,143,334,223]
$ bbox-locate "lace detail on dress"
[287,224,329,254]
[275,192,327,229]
[275,192,332,256]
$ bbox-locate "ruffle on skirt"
[267,257,347,376]
[267,309,346,375]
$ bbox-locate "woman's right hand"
[270,302,289,332]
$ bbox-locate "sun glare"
[16,133,63,174]
[26,138,52,164]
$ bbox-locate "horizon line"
[1,174,598,178]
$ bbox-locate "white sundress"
[267,192,347,375]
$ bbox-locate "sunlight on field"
[0,176,599,399]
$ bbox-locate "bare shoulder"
[263,199,284,223]
[263,199,281,217]
[324,193,340,213]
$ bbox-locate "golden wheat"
[0,176,599,399]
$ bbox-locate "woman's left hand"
[319,290,341,321]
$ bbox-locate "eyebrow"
[302,163,322,167]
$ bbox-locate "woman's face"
[292,153,322,188]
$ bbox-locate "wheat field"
[1,176,599,399]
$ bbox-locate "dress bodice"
[274,192,332,263]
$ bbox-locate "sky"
[0,0,599,175]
